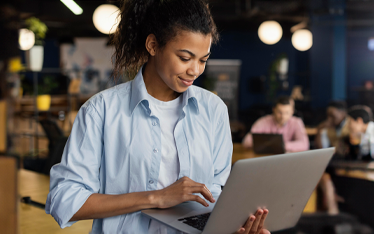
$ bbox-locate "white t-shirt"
[360,121,374,158]
[147,93,184,234]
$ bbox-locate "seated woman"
[242,96,309,152]
[45,0,270,233]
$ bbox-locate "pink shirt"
[242,115,309,152]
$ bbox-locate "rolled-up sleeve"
[211,105,233,197]
[45,101,103,228]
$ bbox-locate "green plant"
[25,17,48,45]
[20,75,58,96]
[37,76,58,95]
[267,53,288,102]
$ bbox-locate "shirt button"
[153,148,158,153]
[149,180,154,184]
[152,122,157,126]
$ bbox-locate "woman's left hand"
[233,208,270,234]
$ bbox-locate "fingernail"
[250,216,255,221]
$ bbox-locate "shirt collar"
[129,65,200,115]
[272,115,288,128]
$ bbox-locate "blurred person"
[315,100,349,151]
[314,101,349,215]
[346,105,374,161]
[45,0,270,234]
[242,96,309,152]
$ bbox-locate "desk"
[331,160,374,182]
[19,169,93,234]
[305,127,318,136]
[232,143,269,163]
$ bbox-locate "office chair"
[39,119,68,175]
[331,174,374,230]
[23,119,68,175]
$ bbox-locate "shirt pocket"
[128,150,153,193]
[188,136,214,185]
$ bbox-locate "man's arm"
[314,121,330,149]
[242,118,267,148]
[285,118,309,152]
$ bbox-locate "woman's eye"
[180,57,190,62]
[200,60,207,64]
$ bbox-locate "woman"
[46,0,270,233]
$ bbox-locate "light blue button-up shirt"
[45,66,233,233]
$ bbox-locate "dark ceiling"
[3,0,374,40]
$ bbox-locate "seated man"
[242,96,309,152]
[347,105,374,161]
[315,100,349,151]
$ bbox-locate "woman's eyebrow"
[178,50,211,58]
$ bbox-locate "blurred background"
[1,0,374,233]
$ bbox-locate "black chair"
[39,119,68,175]
[331,174,374,230]
[23,119,68,175]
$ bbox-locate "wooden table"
[232,143,269,164]
[19,169,93,234]
[331,161,374,182]
[305,127,318,136]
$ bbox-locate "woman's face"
[153,30,212,93]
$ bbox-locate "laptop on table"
[142,148,335,234]
[252,133,285,154]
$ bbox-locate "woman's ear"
[145,34,158,56]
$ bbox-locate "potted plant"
[36,75,58,111]
[25,17,48,71]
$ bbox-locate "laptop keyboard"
[178,213,211,231]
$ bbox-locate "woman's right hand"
[151,176,215,209]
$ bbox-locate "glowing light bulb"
[292,29,313,51]
[258,21,283,45]
[19,28,35,51]
[93,4,120,34]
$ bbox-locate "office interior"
[1,0,374,233]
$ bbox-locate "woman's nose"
[187,61,199,77]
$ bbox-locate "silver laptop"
[142,148,335,234]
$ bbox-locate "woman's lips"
[179,77,194,86]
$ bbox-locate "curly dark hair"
[112,0,219,79]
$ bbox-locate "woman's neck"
[142,61,180,102]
